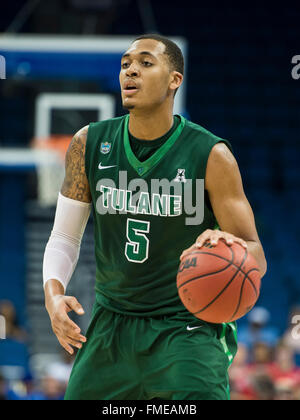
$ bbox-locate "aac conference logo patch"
[100,142,111,154]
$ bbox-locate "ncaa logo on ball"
[178,257,197,273]
[100,142,111,154]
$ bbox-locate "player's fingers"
[65,296,85,315]
[53,324,83,351]
[58,312,81,333]
[58,338,74,355]
[57,328,84,349]
[217,233,235,246]
[55,313,83,344]
[61,321,85,343]
[212,232,247,248]
[52,305,81,332]
[57,312,87,342]
[208,232,223,246]
[233,236,248,248]
[63,328,87,343]
[195,230,213,248]
[65,335,84,349]
[180,244,197,260]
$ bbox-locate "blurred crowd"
[230,307,300,400]
[1,300,300,400]
[0,300,74,400]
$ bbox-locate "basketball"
[177,239,261,323]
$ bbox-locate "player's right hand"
[46,295,87,355]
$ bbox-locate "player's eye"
[142,61,152,67]
[121,62,130,69]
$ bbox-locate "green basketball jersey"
[85,114,232,317]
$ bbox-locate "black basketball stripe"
[192,265,260,320]
[228,273,248,321]
[232,268,260,321]
[227,268,260,322]
[192,248,248,316]
[245,268,260,297]
[177,246,234,290]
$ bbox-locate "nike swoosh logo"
[98,163,117,170]
[186,325,203,331]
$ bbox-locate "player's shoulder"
[89,115,126,131]
[85,116,127,153]
[66,125,89,158]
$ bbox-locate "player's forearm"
[44,279,65,309]
[43,193,91,296]
[246,240,267,277]
[45,279,65,297]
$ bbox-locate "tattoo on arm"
[61,126,92,203]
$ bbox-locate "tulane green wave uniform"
[64,114,238,400]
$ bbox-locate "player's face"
[119,39,173,110]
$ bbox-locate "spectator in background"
[0,373,7,400]
[229,343,255,400]
[26,373,65,400]
[251,342,274,367]
[46,350,75,392]
[247,342,274,381]
[0,372,24,400]
[250,372,276,400]
[231,342,274,400]
[274,378,296,400]
[238,307,280,355]
[235,341,300,400]
[0,300,27,342]
[268,341,300,399]
[0,300,30,382]
[230,342,276,400]
[25,349,76,400]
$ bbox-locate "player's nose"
[126,62,140,77]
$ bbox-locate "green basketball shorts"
[64,301,238,400]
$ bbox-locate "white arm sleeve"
[43,192,91,293]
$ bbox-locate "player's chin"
[122,97,137,110]
[122,102,135,110]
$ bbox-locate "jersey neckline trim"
[123,114,186,176]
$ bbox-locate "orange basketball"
[177,239,261,323]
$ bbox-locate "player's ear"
[169,71,183,94]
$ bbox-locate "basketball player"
[43,34,267,400]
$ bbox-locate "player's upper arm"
[61,125,92,203]
[205,142,260,243]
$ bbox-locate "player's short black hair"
[133,34,184,76]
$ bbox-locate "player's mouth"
[123,87,139,96]
[123,81,140,96]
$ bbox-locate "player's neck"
[128,108,174,140]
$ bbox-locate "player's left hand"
[180,229,248,261]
